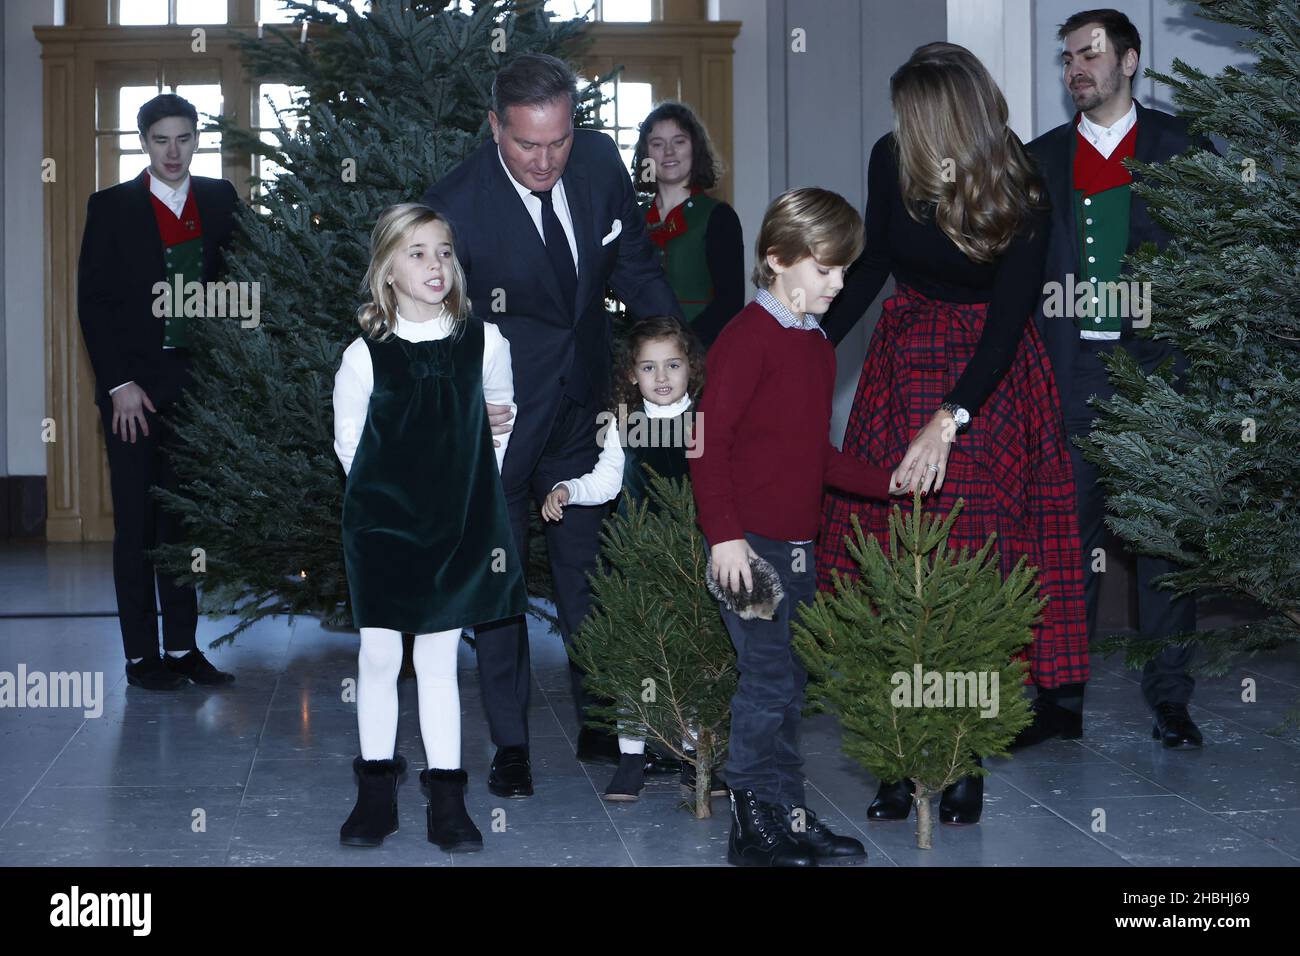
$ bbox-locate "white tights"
[356,627,462,769]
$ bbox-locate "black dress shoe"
[488,745,534,798]
[1152,702,1203,748]
[125,656,187,691]
[866,779,914,821]
[785,806,867,865]
[575,727,621,765]
[939,757,984,826]
[726,789,816,867]
[1010,695,1083,750]
[642,748,684,776]
[163,649,235,686]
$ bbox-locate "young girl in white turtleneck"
[541,316,709,801]
[332,203,525,852]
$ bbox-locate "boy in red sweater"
[691,187,903,867]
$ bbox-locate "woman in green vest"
[632,102,745,349]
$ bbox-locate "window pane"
[119,153,147,184]
[601,0,651,21]
[118,0,168,24]
[176,0,228,23]
[258,0,302,22]
[118,85,161,134]
[171,83,223,122]
[546,0,594,21]
[189,152,224,179]
[618,81,653,128]
[257,83,308,131]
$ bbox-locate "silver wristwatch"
[939,401,971,432]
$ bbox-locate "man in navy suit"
[421,53,684,797]
[78,93,238,691]
[1024,9,1211,751]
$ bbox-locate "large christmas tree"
[1080,0,1299,679]
[794,497,1036,849]
[155,0,600,640]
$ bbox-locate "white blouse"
[557,393,693,506]
[332,310,516,476]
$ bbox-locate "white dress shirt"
[555,394,693,506]
[332,309,516,475]
[497,147,579,271]
[149,171,191,219]
[1078,102,1137,160]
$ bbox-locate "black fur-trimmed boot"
[421,768,483,852]
[340,755,406,847]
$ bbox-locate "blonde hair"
[751,187,864,288]
[890,42,1044,263]
[356,203,471,340]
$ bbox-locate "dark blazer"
[77,170,239,405]
[1027,100,1214,407]
[420,128,682,487]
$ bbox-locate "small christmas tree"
[794,496,1037,849]
[1081,0,1299,684]
[568,473,736,819]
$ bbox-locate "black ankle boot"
[1011,685,1085,749]
[939,757,983,825]
[785,805,867,865]
[603,753,647,802]
[340,755,406,847]
[726,789,815,867]
[420,768,483,852]
[867,779,914,821]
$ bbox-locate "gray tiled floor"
[2,540,1298,866]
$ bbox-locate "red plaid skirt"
[816,284,1089,689]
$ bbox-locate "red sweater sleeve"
[824,443,892,499]
[690,329,763,545]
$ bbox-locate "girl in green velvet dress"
[332,203,526,852]
[542,316,718,802]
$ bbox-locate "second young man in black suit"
[78,93,239,690]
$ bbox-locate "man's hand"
[710,538,759,595]
[541,485,569,522]
[486,401,514,448]
[110,383,156,444]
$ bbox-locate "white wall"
[4,0,57,478]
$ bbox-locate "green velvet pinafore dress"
[616,408,696,517]
[342,318,526,634]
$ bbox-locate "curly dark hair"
[611,316,706,414]
[630,101,723,195]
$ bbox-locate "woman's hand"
[894,410,958,495]
[541,485,570,522]
[710,538,759,594]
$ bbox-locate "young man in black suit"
[421,54,685,797]
[77,93,239,690]
[1025,9,1210,749]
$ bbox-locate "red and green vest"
[644,187,721,324]
[1072,121,1137,334]
[148,173,204,349]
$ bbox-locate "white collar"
[642,394,692,418]
[755,288,826,337]
[148,170,190,205]
[497,146,567,203]
[394,306,452,341]
[1078,101,1137,141]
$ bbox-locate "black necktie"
[531,188,578,313]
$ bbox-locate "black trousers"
[99,352,198,661]
[472,394,609,748]
[1065,339,1196,707]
